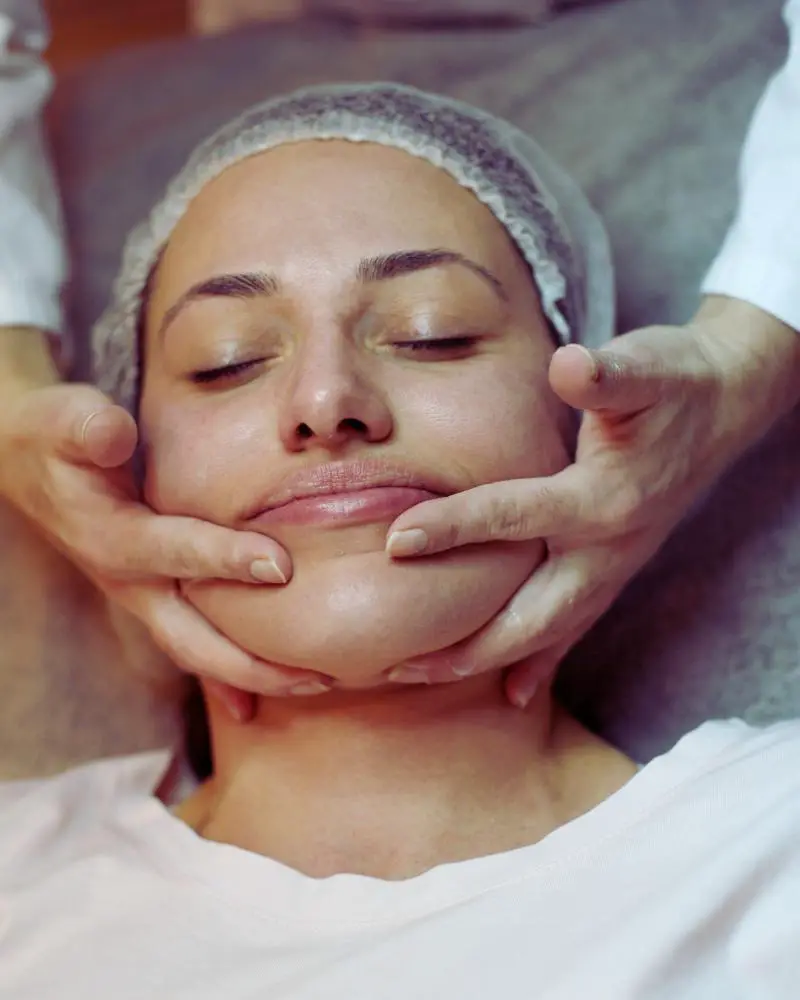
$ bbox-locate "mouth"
[244,460,449,529]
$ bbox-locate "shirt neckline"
[107,719,755,932]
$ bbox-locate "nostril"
[339,418,368,435]
[294,417,369,442]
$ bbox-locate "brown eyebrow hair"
[155,248,508,341]
[356,249,508,301]
[157,271,280,340]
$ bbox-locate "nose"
[278,334,393,453]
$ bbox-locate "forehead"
[155,140,527,297]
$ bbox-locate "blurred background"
[46,0,552,72]
[47,0,187,72]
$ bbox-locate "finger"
[134,586,331,694]
[503,640,572,710]
[38,385,139,467]
[386,470,589,556]
[203,679,257,723]
[97,510,293,584]
[79,407,139,469]
[549,343,677,415]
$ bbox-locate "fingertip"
[250,556,291,585]
[553,343,599,379]
[504,673,539,710]
[385,528,429,558]
[549,344,600,403]
[80,406,138,468]
[203,679,256,723]
[243,536,293,584]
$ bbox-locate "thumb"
[549,340,685,415]
[51,387,139,468]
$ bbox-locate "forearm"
[0,324,60,398]
[0,326,61,489]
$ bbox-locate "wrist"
[0,324,61,394]
[0,326,61,468]
[689,295,800,449]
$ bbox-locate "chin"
[184,541,543,683]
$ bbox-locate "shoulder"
[0,751,171,885]
[672,718,800,808]
[670,717,800,778]
[705,717,800,787]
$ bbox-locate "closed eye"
[392,336,480,357]
[191,359,263,384]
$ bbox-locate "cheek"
[140,391,277,521]
[398,363,568,483]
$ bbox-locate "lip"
[243,459,451,529]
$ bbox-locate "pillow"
[36,0,799,767]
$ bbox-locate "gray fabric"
[92,82,614,414]
[40,0,799,764]
[306,0,551,23]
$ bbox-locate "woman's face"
[140,140,570,685]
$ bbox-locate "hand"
[0,381,332,715]
[383,297,800,706]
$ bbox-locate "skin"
[387,295,800,704]
[0,324,300,696]
[2,115,797,735]
[140,140,571,685]
[135,138,637,876]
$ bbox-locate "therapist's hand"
[0,380,331,710]
[384,296,800,707]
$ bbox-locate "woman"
[1,84,798,998]
[2,3,799,703]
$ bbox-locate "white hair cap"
[92,81,614,411]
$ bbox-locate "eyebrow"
[157,248,507,340]
[357,249,508,301]
[157,272,280,340]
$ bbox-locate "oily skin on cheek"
[138,140,570,683]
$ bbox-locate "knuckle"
[485,496,526,541]
[165,545,198,579]
[429,521,465,551]
[152,527,208,579]
[443,522,466,549]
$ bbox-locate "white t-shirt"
[1,718,799,999]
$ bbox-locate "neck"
[176,672,636,880]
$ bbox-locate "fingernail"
[288,680,330,697]
[573,345,600,382]
[386,529,429,558]
[250,558,288,584]
[511,682,538,710]
[451,661,475,678]
[225,697,249,723]
[79,410,102,446]
[205,680,250,723]
[387,665,431,684]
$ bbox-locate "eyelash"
[190,336,480,385]
[392,335,479,355]
[191,359,261,384]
